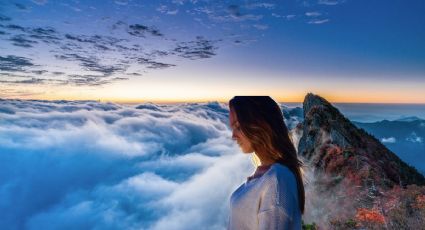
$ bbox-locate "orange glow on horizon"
[2,79,424,104]
[15,93,425,104]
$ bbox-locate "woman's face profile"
[229,108,254,154]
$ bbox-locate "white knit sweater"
[227,163,302,230]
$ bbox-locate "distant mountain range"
[353,118,425,175]
[296,93,425,229]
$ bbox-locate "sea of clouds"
[0,99,303,230]
[2,99,424,229]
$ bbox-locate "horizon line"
[2,97,425,105]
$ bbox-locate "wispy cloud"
[157,4,179,15]
[244,3,275,10]
[0,15,219,87]
[272,13,297,21]
[114,0,129,6]
[253,24,268,30]
[318,0,346,6]
[305,11,330,24]
[406,132,423,143]
[31,0,48,5]
[1,0,251,89]
[0,0,332,90]
[0,88,45,98]
[308,18,330,24]
[381,137,396,143]
[192,5,263,23]
[305,11,322,17]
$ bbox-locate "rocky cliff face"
[298,93,425,188]
[297,93,425,229]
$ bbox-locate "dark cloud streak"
[14,3,28,10]
[3,24,27,32]
[9,34,38,47]
[0,55,35,72]
[0,15,11,21]
[29,27,60,44]
[0,77,45,84]
[173,36,218,59]
[54,53,127,76]
[128,24,164,37]
[66,74,113,86]
[227,5,242,17]
[137,57,176,69]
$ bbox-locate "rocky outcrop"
[298,93,425,188]
[296,93,425,229]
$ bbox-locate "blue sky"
[0,0,424,102]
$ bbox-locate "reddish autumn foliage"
[414,194,425,209]
[355,208,385,224]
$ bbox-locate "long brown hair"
[229,96,305,214]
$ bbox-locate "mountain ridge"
[297,93,425,229]
[298,93,425,188]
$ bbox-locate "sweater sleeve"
[257,171,295,230]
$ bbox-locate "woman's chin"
[241,148,253,154]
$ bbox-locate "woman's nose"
[232,131,237,140]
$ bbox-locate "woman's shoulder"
[259,163,299,210]
[263,163,297,185]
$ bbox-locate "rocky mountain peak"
[298,93,425,188]
[294,93,425,229]
[303,93,334,116]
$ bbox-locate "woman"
[227,96,305,230]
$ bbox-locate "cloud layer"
[0,99,257,230]
[0,99,308,229]
[3,99,423,229]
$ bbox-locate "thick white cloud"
[0,99,256,230]
[0,99,307,229]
